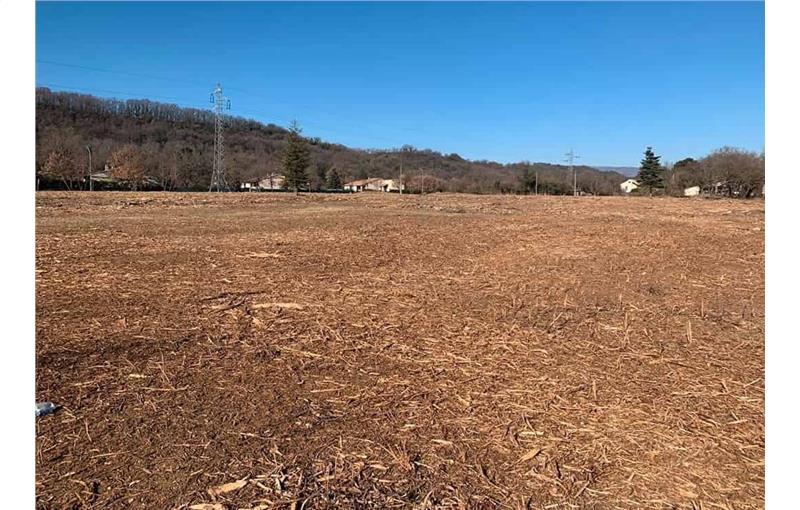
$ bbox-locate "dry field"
[35,192,764,509]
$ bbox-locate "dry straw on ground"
[35,192,764,509]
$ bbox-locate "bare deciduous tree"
[42,146,84,190]
[108,145,147,190]
[700,147,764,198]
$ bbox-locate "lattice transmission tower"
[564,148,581,197]
[209,83,231,192]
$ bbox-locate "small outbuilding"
[240,179,260,191]
[620,179,640,194]
[683,185,701,197]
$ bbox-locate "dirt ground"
[35,192,764,509]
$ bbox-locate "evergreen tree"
[312,163,328,191]
[518,166,531,193]
[281,121,310,192]
[518,165,539,194]
[356,157,369,180]
[637,146,664,196]
[326,167,343,189]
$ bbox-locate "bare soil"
[35,192,764,509]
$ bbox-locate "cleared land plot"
[35,192,764,509]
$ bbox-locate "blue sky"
[36,2,764,166]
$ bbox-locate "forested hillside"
[36,88,628,193]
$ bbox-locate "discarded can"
[35,402,58,417]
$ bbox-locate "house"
[683,185,701,197]
[240,179,260,191]
[345,178,405,192]
[90,167,159,189]
[240,173,286,191]
[258,173,285,190]
[344,179,368,192]
[345,178,385,192]
[382,179,405,192]
[620,179,640,194]
[700,181,739,197]
[363,178,387,191]
[89,171,118,184]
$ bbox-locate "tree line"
[37,88,762,197]
[35,88,628,194]
[634,146,764,198]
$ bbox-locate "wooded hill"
[36,87,628,194]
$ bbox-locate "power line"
[38,57,521,157]
[36,80,405,147]
[35,82,206,108]
[36,59,394,132]
[35,81,294,131]
[35,58,445,146]
[36,59,208,89]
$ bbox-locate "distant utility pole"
[534,171,538,195]
[209,83,231,192]
[399,165,403,195]
[86,145,93,191]
[564,148,580,197]
[399,151,404,195]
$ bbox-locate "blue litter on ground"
[36,402,58,417]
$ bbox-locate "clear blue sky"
[36,1,764,166]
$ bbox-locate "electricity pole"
[86,145,93,191]
[399,150,404,195]
[209,83,231,192]
[535,171,538,195]
[400,149,403,195]
[564,148,580,197]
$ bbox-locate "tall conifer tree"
[326,168,343,189]
[637,146,664,196]
[282,121,310,192]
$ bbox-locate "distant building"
[345,178,380,192]
[90,170,118,185]
[91,167,159,189]
[683,185,701,197]
[345,178,405,192]
[382,179,405,192]
[343,179,363,192]
[258,173,285,190]
[620,179,640,194]
[240,173,285,191]
[240,179,259,191]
